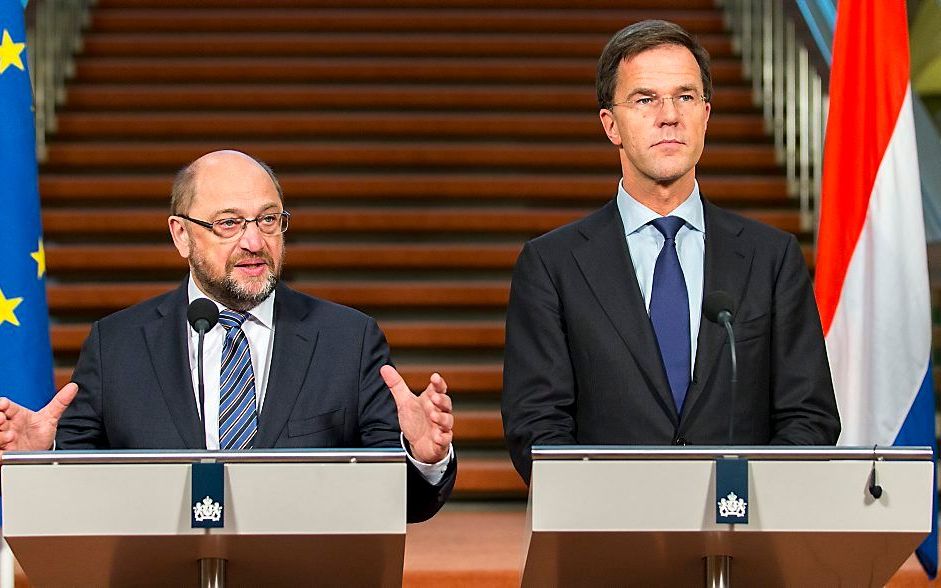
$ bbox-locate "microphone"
[703,291,735,326]
[868,445,884,499]
[187,298,219,434]
[868,464,883,499]
[703,291,737,444]
[188,298,219,335]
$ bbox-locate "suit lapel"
[254,284,320,448]
[572,201,677,424]
[681,200,754,423]
[143,283,206,449]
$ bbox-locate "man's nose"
[238,221,265,251]
[657,97,681,123]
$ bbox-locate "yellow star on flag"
[0,29,26,75]
[0,288,23,327]
[31,239,46,278]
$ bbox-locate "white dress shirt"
[615,181,706,371]
[185,276,451,482]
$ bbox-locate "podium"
[1,449,407,587]
[522,446,935,587]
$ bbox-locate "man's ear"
[599,108,622,147]
[168,216,191,259]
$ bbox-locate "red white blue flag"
[815,0,936,576]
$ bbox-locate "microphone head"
[187,298,219,333]
[703,291,735,324]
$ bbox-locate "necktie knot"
[650,216,686,241]
[218,309,248,330]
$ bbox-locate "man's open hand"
[0,382,78,453]
[381,366,452,464]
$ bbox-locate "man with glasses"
[501,20,840,484]
[0,150,455,522]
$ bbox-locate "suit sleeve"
[502,241,578,485]
[56,321,109,449]
[768,234,841,444]
[357,317,456,523]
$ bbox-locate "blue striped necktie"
[218,309,258,450]
[649,216,691,415]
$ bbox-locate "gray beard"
[189,253,279,312]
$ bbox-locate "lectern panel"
[522,447,934,587]
[1,451,407,587]
[3,462,405,535]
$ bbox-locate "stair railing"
[720,0,834,235]
[24,0,95,161]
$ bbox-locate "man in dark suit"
[0,150,455,522]
[501,20,840,484]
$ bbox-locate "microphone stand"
[719,311,737,444]
[196,324,208,435]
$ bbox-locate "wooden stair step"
[45,242,817,273]
[47,281,510,311]
[88,8,726,35]
[63,84,756,112]
[55,363,504,395]
[51,320,506,353]
[42,207,801,237]
[54,112,767,141]
[44,207,590,235]
[454,457,525,496]
[73,57,744,85]
[40,173,790,202]
[44,142,778,171]
[46,243,522,271]
[45,242,814,272]
[80,32,734,59]
[452,409,504,443]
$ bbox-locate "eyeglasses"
[175,211,291,240]
[610,93,706,114]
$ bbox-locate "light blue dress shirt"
[615,181,706,372]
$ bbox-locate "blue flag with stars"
[0,0,54,412]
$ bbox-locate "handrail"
[24,0,94,162]
[721,0,832,234]
[722,0,941,243]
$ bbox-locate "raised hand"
[0,382,79,452]
[381,365,453,464]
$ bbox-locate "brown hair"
[596,19,713,110]
[170,154,284,215]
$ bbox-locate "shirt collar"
[615,180,705,236]
[186,274,275,331]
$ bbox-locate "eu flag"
[0,0,54,411]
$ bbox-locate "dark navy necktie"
[218,309,258,449]
[649,216,691,414]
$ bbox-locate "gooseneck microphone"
[703,291,736,444]
[868,445,884,499]
[187,298,219,432]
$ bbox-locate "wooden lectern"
[1,449,407,587]
[522,446,934,587]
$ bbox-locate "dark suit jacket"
[501,199,840,483]
[57,282,456,523]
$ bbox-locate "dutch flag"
[814,0,937,577]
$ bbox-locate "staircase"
[41,0,796,527]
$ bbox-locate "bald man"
[0,151,456,522]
